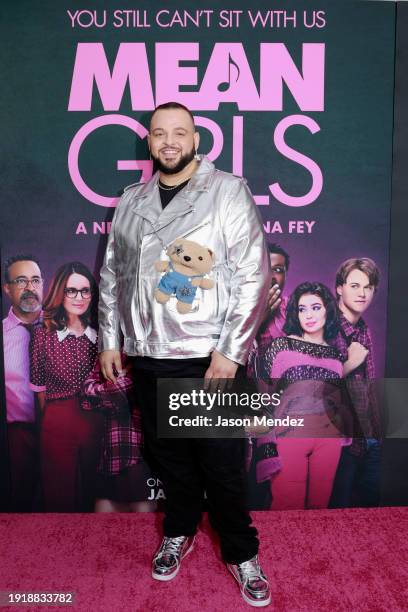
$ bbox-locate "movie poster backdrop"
[1,0,395,511]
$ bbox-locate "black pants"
[7,422,40,512]
[247,439,272,510]
[133,358,259,564]
[329,440,382,508]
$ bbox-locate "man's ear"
[3,283,11,299]
[336,285,343,298]
[194,131,200,152]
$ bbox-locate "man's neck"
[159,159,198,186]
[339,303,361,326]
[12,306,40,325]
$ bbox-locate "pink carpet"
[1,508,407,611]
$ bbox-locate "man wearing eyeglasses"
[2,254,43,511]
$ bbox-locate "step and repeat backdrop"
[1,1,396,511]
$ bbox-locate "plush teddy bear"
[154,238,215,314]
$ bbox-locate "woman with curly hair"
[260,281,352,510]
[29,262,103,511]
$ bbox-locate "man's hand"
[100,349,122,384]
[343,341,369,376]
[204,350,239,392]
[266,284,281,312]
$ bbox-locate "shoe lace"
[237,556,262,583]
[159,536,187,558]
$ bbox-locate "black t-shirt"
[132,356,211,376]
[158,178,190,209]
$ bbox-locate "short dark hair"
[268,243,290,271]
[150,102,195,129]
[335,258,380,294]
[5,254,41,283]
[284,281,340,342]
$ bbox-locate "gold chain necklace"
[158,175,193,190]
[158,160,198,190]
[158,180,183,191]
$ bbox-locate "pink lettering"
[68,114,151,207]
[193,116,224,160]
[260,44,325,111]
[68,43,154,111]
[197,44,260,110]
[232,116,244,176]
[155,43,199,105]
[270,114,323,207]
[68,42,324,112]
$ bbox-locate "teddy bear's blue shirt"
[157,265,203,305]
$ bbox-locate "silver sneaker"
[152,535,195,581]
[227,555,271,607]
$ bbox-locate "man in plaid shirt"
[330,257,382,508]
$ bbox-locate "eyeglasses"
[64,287,92,299]
[8,277,43,289]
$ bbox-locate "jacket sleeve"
[216,179,272,365]
[98,199,123,353]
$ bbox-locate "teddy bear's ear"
[207,248,215,261]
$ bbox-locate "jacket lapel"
[129,156,215,235]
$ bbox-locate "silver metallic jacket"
[98,156,271,365]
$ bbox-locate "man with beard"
[99,102,272,607]
[2,254,43,511]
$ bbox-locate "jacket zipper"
[137,236,147,354]
[173,220,211,243]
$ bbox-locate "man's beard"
[152,147,196,175]
[19,291,41,313]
